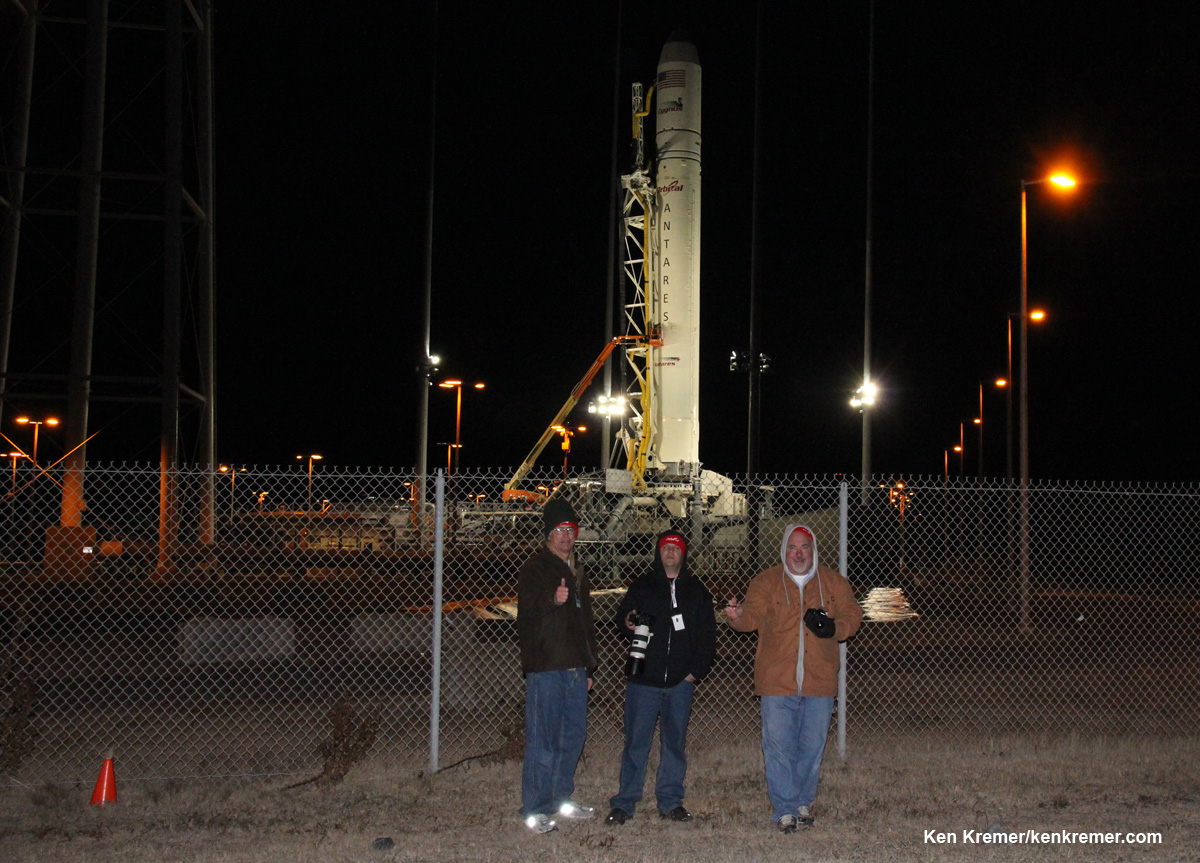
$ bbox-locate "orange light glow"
[1050,174,1077,187]
[995,378,1008,388]
[1030,309,1046,321]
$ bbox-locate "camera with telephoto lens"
[804,607,836,639]
[625,612,656,677]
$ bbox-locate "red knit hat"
[659,533,686,554]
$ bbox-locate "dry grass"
[2,733,1198,862]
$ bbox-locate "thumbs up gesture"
[555,577,569,606]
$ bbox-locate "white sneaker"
[559,800,595,819]
[524,814,558,834]
[798,805,814,826]
[777,814,798,834]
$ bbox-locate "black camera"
[804,607,836,639]
[626,612,656,677]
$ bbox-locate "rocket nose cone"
[659,31,699,65]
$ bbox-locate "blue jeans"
[760,695,835,821]
[609,679,695,815]
[521,668,589,817]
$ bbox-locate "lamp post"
[14,415,59,468]
[954,422,964,478]
[1018,173,1075,633]
[1003,313,1015,482]
[551,424,586,478]
[218,464,244,522]
[438,380,484,475]
[999,309,1044,482]
[886,480,911,571]
[436,442,461,473]
[975,384,984,481]
[850,379,877,505]
[6,451,24,496]
[296,454,323,515]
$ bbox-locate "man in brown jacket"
[726,523,862,833]
[516,498,599,834]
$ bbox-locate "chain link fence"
[2,464,1198,786]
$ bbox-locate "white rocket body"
[653,37,701,472]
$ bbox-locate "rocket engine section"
[653,36,701,474]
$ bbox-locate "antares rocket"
[652,35,702,472]
[505,34,716,498]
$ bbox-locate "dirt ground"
[2,733,1197,862]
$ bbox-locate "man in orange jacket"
[725,523,862,834]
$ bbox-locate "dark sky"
[8,2,1197,483]
[209,1,1200,482]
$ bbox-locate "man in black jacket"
[516,498,599,834]
[605,530,716,825]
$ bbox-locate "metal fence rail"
[2,464,1197,785]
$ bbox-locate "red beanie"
[659,534,686,554]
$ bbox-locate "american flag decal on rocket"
[657,69,686,89]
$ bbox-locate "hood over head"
[780,523,818,581]
[652,529,690,577]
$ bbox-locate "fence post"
[837,480,848,757]
[429,470,446,773]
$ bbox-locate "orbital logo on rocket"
[658,180,685,194]
[659,97,685,115]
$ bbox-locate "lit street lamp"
[6,451,26,496]
[883,480,912,571]
[974,383,985,481]
[218,464,245,522]
[14,415,59,467]
[551,424,586,477]
[296,454,323,516]
[438,379,484,475]
[954,422,964,478]
[1000,309,1046,482]
[436,442,462,473]
[850,379,878,505]
[1018,173,1075,633]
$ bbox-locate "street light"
[551,424,586,477]
[954,422,964,478]
[14,415,59,467]
[218,464,245,522]
[1000,310,1046,482]
[884,480,912,571]
[850,379,878,505]
[6,452,25,496]
[972,381,990,481]
[436,442,462,473]
[1018,172,1075,633]
[296,454,323,516]
[438,379,484,475]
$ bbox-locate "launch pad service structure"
[503,33,746,541]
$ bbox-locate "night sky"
[8,2,1199,483]
[217,2,1200,483]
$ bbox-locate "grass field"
[3,732,1196,862]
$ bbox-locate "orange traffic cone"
[90,750,117,806]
